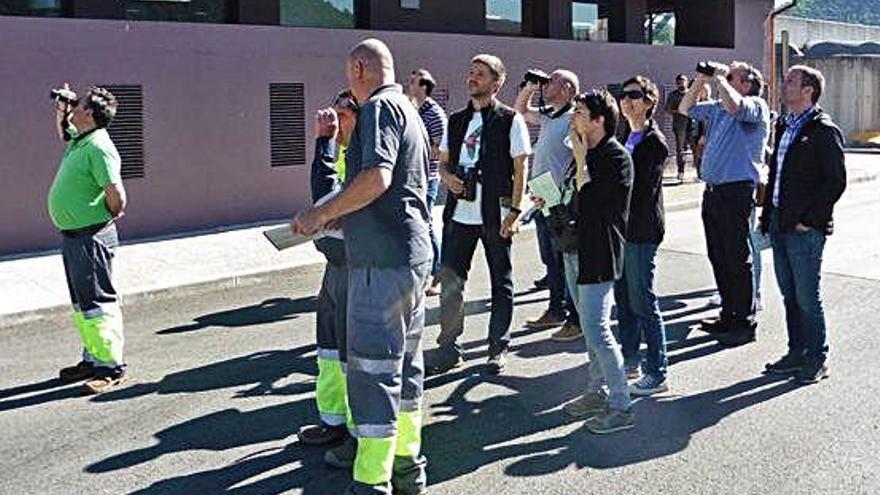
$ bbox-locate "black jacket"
[624,121,668,244]
[576,135,634,284]
[443,99,516,233]
[311,137,347,266]
[759,108,846,235]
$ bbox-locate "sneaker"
[716,324,756,347]
[625,365,643,381]
[628,375,669,397]
[298,424,347,446]
[533,276,548,290]
[526,310,564,329]
[324,437,357,469]
[82,368,126,395]
[699,317,729,334]
[425,348,464,376]
[584,408,635,434]
[425,280,441,297]
[485,350,508,375]
[764,353,804,374]
[59,360,96,383]
[708,294,722,306]
[550,322,582,341]
[562,392,606,419]
[796,362,829,385]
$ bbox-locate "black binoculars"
[695,61,727,77]
[523,69,551,86]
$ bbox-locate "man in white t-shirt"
[428,54,531,375]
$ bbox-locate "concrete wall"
[0,0,771,255]
[802,57,880,137]
[777,15,880,48]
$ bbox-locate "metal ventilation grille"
[103,84,145,179]
[269,83,306,167]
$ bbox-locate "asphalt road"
[1,179,879,495]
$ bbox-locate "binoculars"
[523,69,551,86]
[50,88,78,105]
[695,61,727,77]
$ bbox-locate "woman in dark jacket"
[615,75,670,396]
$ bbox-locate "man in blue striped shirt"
[408,68,449,295]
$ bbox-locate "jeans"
[702,181,755,326]
[613,243,667,380]
[562,253,631,411]
[534,214,565,317]
[426,178,441,276]
[769,212,829,364]
[438,221,514,357]
[673,122,689,176]
[749,207,771,305]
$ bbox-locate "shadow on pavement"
[157,296,317,335]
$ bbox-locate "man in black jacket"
[429,54,531,375]
[560,90,634,434]
[760,65,846,385]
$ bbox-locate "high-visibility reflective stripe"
[79,306,124,366]
[353,436,395,485]
[348,356,401,375]
[352,423,396,438]
[316,357,348,426]
[395,410,423,457]
[317,348,340,361]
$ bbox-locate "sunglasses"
[332,93,359,113]
[621,89,646,100]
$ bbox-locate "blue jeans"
[613,243,667,380]
[562,253,631,411]
[426,178,441,276]
[749,207,771,305]
[769,212,829,364]
[534,214,565,318]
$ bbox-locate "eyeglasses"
[621,89,645,100]
[332,92,359,113]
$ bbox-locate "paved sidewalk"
[1,153,875,326]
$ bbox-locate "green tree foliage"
[789,0,880,27]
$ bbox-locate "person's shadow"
[157,296,317,334]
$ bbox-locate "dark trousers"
[534,214,573,321]
[702,181,756,326]
[438,221,513,357]
[673,123,689,176]
[769,211,829,364]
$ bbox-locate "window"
[486,0,521,35]
[645,11,676,46]
[572,2,607,42]
[126,0,227,23]
[401,0,420,9]
[280,0,354,29]
[0,0,62,17]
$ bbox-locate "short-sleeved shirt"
[689,98,769,185]
[342,84,432,268]
[47,128,122,230]
[418,97,448,180]
[530,107,574,187]
[439,111,531,225]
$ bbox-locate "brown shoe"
[83,369,126,395]
[298,424,347,446]
[59,360,96,383]
[550,323,582,342]
[526,310,564,329]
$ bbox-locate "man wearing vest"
[297,91,358,455]
[515,68,582,342]
[48,85,128,395]
[294,39,432,495]
[428,54,531,375]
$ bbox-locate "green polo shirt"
[47,127,122,231]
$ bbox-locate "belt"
[704,180,753,193]
[60,221,111,238]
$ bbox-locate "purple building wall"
[0,0,771,255]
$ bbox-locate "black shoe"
[764,353,804,374]
[298,424,347,446]
[533,276,548,290]
[485,350,508,375]
[716,324,756,347]
[59,360,96,383]
[796,361,829,385]
[425,348,464,376]
[699,317,730,334]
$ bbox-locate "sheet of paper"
[528,171,563,215]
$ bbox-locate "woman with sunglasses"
[616,76,670,397]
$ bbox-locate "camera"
[455,166,480,202]
[50,88,78,105]
[523,69,551,86]
[547,204,578,252]
[695,61,727,77]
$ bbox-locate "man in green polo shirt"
[48,85,128,395]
